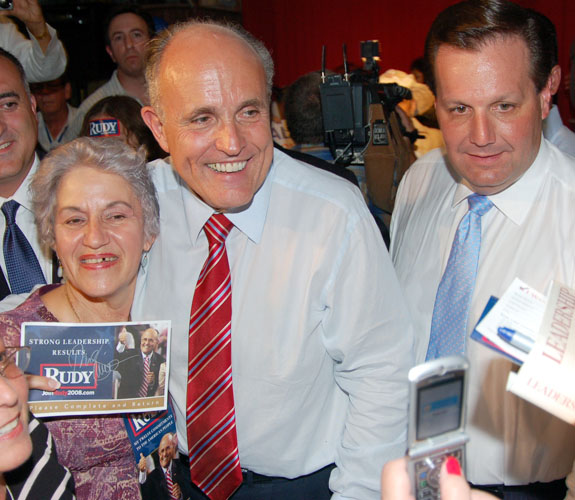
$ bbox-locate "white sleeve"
[0,291,35,313]
[325,209,414,499]
[0,21,67,82]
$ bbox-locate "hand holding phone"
[407,356,469,500]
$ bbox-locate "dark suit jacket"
[274,142,360,186]
[117,349,165,399]
[142,459,192,500]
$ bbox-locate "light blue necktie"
[2,200,46,294]
[426,194,494,360]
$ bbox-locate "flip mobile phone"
[407,355,469,500]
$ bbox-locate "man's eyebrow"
[183,99,265,121]
[240,98,264,109]
[0,91,20,100]
[187,106,216,118]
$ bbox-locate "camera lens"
[0,0,12,9]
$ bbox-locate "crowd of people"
[0,0,573,499]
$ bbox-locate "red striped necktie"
[139,355,150,397]
[165,465,178,500]
[186,214,242,500]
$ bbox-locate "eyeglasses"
[0,346,30,378]
[29,81,65,95]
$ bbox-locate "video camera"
[319,40,412,165]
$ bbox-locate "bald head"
[145,21,274,117]
[158,433,175,468]
[140,328,159,355]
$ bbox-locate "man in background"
[281,70,359,185]
[70,5,154,137]
[532,9,575,156]
[31,71,77,152]
[0,0,66,82]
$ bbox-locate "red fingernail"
[445,456,461,476]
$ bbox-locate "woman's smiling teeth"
[207,161,247,173]
[81,256,118,264]
[0,417,18,436]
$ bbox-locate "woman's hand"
[439,458,496,500]
[381,456,414,500]
[381,456,497,500]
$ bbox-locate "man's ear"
[105,45,116,64]
[141,106,169,153]
[539,65,561,120]
[549,65,562,96]
[539,67,559,120]
[539,85,552,120]
[29,93,38,120]
[64,82,72,101]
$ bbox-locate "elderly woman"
[0,339,74,499]
[0,137,159,499]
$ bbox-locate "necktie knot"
[2,200,20,225]
[205,213,234,246]
[467,194,493,217]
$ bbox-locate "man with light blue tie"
[0,48,56,308]
[390,1,575,498]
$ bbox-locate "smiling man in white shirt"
[134,19,413,500]
[0,48,56,308]
[390,1,575,498]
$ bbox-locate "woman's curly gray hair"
[30,137,160,248]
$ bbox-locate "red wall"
[243,0,575,128]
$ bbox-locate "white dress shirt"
[543,105,575,157]
[132,148,414,499]
[0,156,54,312]
[390,139,575,485]
[0,19,66,83]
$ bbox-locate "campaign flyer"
[124,407,182,500]
[21,320,171,417]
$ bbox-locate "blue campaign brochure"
[22,320,171,417]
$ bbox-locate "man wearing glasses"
[31,72,78,153]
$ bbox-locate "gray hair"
[30,137,160,247]
[145,19,274,116]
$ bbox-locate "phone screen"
[416,375,463,441]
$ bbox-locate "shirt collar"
[542,105,561,139]
[6,154,39,211]
[451,136,548,225]
[181,151,277,245]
